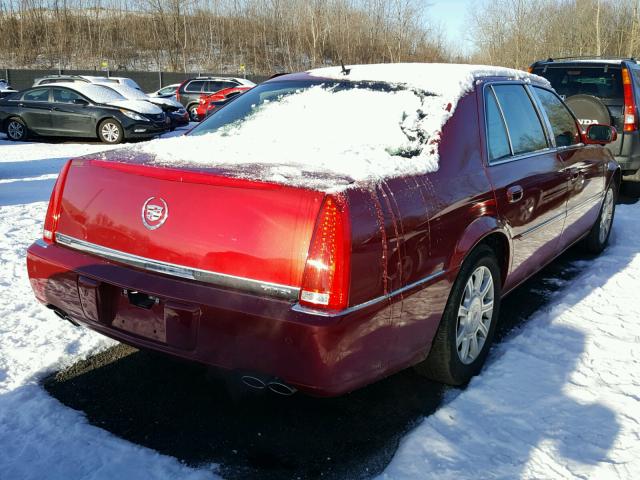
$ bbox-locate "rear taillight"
[299,195,351,310]
[43,159,72,243]
[622,67,638,132]
[176,80,188,102]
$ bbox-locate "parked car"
[148,84,181,98]
[530,57,639,177]
[176,76,255,121]
[0,79,17,99]
[1,83,169,143]
[26,64,619,397]
[195,86,251,120]
[33,75,143,91]
[95,82,189,130]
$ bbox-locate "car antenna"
[340,61,351,76]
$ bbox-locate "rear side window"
[485,88,511,161]
[185,80,205,93]
[533,66,623,101]
[22,88,50,102]
[533,87,581,147]
[492,84,548,155]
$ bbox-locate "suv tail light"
[622,67,638,132]
[176,80,188,103]
[43,159,72,243]
[299,195,351,310]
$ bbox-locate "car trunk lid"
[53,156,331,298]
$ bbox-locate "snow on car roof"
[123,63,545,190]
[53,82,125,103]
[309,62,549,90]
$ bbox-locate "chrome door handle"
[507,185,524,203]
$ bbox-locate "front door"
[483,83,570,291]
[50,87,94,137]
[530,86,606,248]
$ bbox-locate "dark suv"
[176,76,255,121]
[530,57,640,177]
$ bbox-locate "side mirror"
[73,98,89,106]
[584,124,617,145]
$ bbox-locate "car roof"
[265,63,550,90]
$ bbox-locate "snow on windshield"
[132,63,547,188]
[95,83,147,100]
[136,85,444,185]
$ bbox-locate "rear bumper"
[614,130,640,173]
[26,239,432,396]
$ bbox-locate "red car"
[194,86,251,120]
[27,65,619,397]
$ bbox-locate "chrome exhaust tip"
[267,381,297,396]
[240,375,267,390]
[48,305,80,326]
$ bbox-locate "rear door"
[19,87,52,134]
[50,87,95,137]
[530,86,605,249]
[483,83,569,290]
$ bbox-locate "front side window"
[485,88,511,161]
[22,88,50,102]
[52,88,84,104]
[492,84,548,155]
[533,87,580,147]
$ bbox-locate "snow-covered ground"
[1,132,639,479]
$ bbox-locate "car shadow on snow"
[41,207,634,480]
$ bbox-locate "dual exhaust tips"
[241,375,297,396]
[49,305,297,396]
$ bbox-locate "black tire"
[583,182,617,253]
[415,245,502,385]
[6,117,28,141]
[187,103,199,122]
[98,118,124,144]
[565,94,611,127]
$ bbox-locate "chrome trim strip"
[514,211,566,240]
[292,269,446,317]
[514,191,603,240]
[567,191,604,215]
[54,233,300,300]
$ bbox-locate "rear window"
[533,66,623,101]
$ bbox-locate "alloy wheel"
[599,187,614,244]
[456,265,494,365]
[189,106,199,121]
[101,122,120,143]
[7,121,24,140]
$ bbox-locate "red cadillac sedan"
[26,64,619,397]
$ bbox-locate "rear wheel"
[98,119,123,144]
[6,117,27,141]
[583,183,616,253]
[415,245,501,385]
